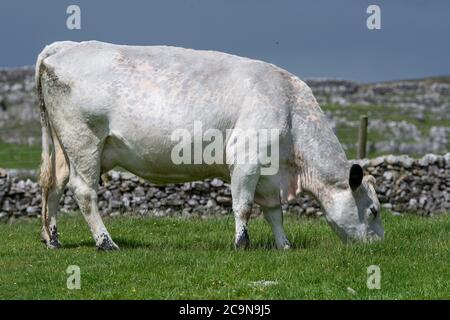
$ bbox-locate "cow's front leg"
[230,166,260,249]
[233,204,252,249]
[262,205,291,250]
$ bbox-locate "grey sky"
[0,0,449,82]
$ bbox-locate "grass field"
[0,142,41,169]
[0,211,448,299]
[321,104,450,159]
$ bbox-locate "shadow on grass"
[61,238,154,250]
[62,240,96,249]
[59,233,323,251]
[114,237,154,249]
[249,236,322,250]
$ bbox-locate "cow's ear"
[349,164,363,191]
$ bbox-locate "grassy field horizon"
[0,211,448,299]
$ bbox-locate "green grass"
[0,211,448,299]
[0,142,41,169]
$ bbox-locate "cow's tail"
[36,48,56,236]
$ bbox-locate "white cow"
[36,41,383,250]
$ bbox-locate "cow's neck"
[291,108,349,206]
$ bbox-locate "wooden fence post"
[357,115,368,159]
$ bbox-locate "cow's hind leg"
[56,125,118,251]
[68,165,119,250]
[230,165,260,249]
[67,156,118,250]
[41,137,69,249]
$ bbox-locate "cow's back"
[43,41,283,117]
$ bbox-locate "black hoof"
[96,233,119,251]
[41,238,62,249]
[41,226,62,249]
[277,240,291,250]
[235,229,250,250]
[47,240,62,249]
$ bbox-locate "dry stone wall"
[1,154,449,221]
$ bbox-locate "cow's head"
[324,164,384,243]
